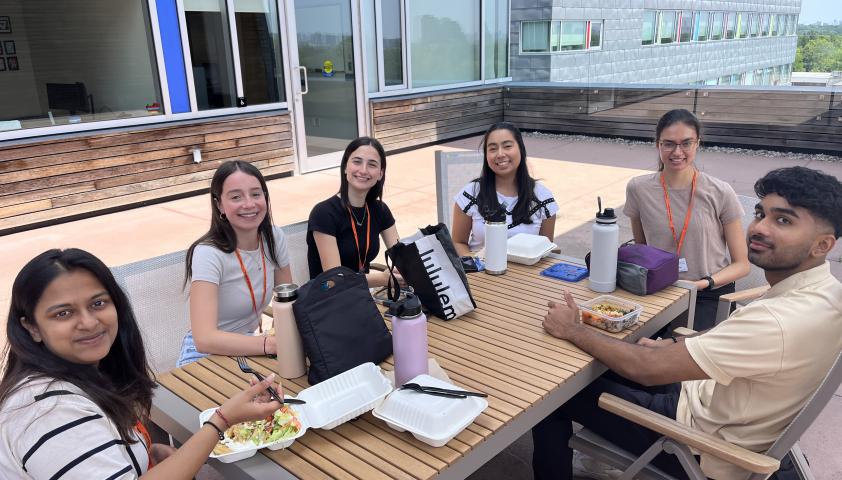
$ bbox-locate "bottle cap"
[596,207,617,223]
[273,283,299,302]
[483,204,507,223]
[388,292,424,318]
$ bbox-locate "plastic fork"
[400,383,488,398]
[233,356,306,405]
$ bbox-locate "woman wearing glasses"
[624,109,749,330]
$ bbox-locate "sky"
[799,0,842,24]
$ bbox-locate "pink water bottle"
[390,293,428,387]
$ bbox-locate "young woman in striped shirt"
[0,248,281,479]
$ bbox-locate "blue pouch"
[541,263,589,282]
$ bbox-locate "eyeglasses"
[658,139,699,152]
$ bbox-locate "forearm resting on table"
[567,325,706,386]
[193,328,268,356]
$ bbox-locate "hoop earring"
[219,212,227,221]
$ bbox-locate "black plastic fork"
[400,383,488,398]
[233,356,306,405]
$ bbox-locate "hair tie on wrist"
[263,336,268,356]
[215,408,231,429]
[203,420,224,440]
[669,335,678,343]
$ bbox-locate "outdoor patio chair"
[569,337,840,480]
[435,149,484,230]
[714,195,770,324]
[111,250,190,374]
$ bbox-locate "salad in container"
[200,403,308,463]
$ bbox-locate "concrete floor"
[1,134,841,479]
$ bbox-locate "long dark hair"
[655,109,703,172]
[474,122,538,225]
[339,137,387,208]
[0,249,155,443]
[185,160,280,283]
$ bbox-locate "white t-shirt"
[679,262,842,479]
[455,181,558,252]
[0,377,150,480]
[190,225,290,334]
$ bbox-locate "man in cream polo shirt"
[533,166,842,480]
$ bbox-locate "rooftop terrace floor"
[1,134,840,479]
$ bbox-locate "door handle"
[298,66,309,95]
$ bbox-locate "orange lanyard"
[135,421,153,469]
[347,204,371,272]
[234,240,267,333]
[660,171,697,256]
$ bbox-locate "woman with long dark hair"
[306,136,400,286]
[451,122,558,256]
[624,109,749,330]
[0,248,281,479]
[179,160,292,366]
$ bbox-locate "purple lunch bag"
[616,243,679,295]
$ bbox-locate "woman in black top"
[307,137,400,286]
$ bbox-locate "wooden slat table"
[152,256,694,479]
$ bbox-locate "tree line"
[794,24,842,72]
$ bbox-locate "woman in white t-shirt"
[179,160,292,367]
[0,248,282,480]
[451,122,558,256]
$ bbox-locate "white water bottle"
[484,207,508,275]
[589,200,619,293]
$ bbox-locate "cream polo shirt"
[677,262,842,479]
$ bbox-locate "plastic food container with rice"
[372,374,488,447]
[578,295,643,333]
[200,362,393,462]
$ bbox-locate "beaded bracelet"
[203,420,224,440]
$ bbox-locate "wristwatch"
[702,276,715,291]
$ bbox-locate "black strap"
[384,250,401,303]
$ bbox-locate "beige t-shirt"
[677,262,842,479]
[623,171,743,282]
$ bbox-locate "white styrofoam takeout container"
[199,362,392,463]
[296,362,393,429]
[372,374,488,447]
[578,295,643,333]
[507,233,557,265]
[199,397,308,463]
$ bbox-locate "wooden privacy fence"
[0,112,294,233]
[503,84,842,153]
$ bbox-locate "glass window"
[725,12,736,39]
[658,11,677,44]
[382,0,404,87]
[589,21,603,49]
[769,14,776,36]
[234,0,285,105]
[760,14,770,36]
[737,13,748,38]
[763,67,772,84]
[409,0,480,87]
[792,15,798,35]
[550,21,561,52]
[730,73,739,85]
[718,75,729,85]
[693,11,709,42]
[484,0,508,79]
[750,13,760,37]
[185,0,237,110]
[641,10,657,45]
[710,12,724,40]
[0,0,163,131]
[745,71,755,85]
[777,14,785,36]
[561,21,586,51]
[679,11,693,42]
[522,21,550,53]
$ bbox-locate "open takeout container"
[578,295,643,333]
[200,399,308,463]
[372,374,488,447]
[507,233,557,265]
[200,362,392,462]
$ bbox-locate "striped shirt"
[0,377,149,480]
